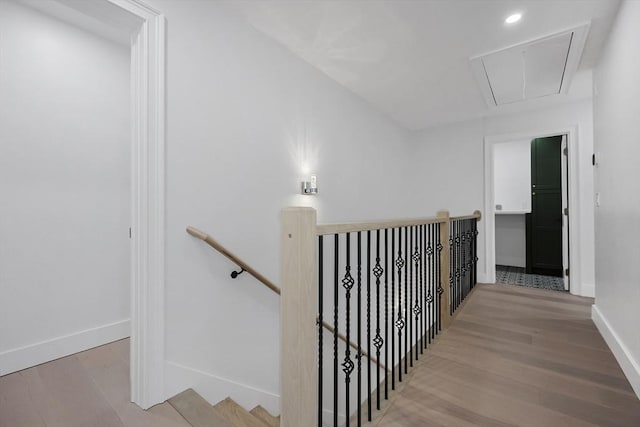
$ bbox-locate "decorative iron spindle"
[396,228,404,383]
[384,228,389,400]
[318,236,323,427]
[373,230,383,410]
[437,225,443,331]
[357,232,362,427]
[333,234,339,427]
[366,231,372,421]
[404,227,408,374]
[391,228,396,390]
[412,226,420,362]
[404,227,413,368]
[419,225,424,354]
[342,234,354,427]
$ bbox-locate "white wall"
[495,215,526,267]
[143,0,425,413]
[412,100,595,296]
[493,140,531,213]
[0,0,130,375]
[592,0,640,398]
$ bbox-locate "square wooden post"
[280,207,317,427]
[437,210,452,329]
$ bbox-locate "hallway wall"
[148,0,423,413]
[592,0,640,398]
[0,0,130,375]
[412,100,595,296]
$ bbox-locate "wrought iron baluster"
[373,229,383,411]
[408,227,413,368]
[396,228,404,383]
[384,228,389,400]
[420,225,424,353]
[366,231,372,421]
[425,224,435,344]
[342,234,354,427]
[437,224,443,331]
[333,234,339,427]
[318,236,323,427]
[412,226,420,361]
[404,227,408,374]
[391,228,396,390]
[357,232,362,427]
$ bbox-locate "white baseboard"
[592,305,640,398]
[0,319,130,376]
[165,361,280,415]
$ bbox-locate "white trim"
[0,320,129,376]
[483,126,587,296]
[165,361,280,416]
[592,305,640,398]
[106,0,166,409]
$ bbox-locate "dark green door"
[526,136,563,276]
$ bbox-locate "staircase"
[168,389,280,427]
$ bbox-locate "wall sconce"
[301,175,318,195]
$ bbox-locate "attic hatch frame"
[470,23,591,108]
[74,0,166,410]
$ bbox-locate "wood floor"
[0,339,190,427]
[2,285,639,426]
[375,284,640,427]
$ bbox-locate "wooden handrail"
[186,225,386,370]
[316,210,482,236]
[450,210,482,222]
[186,226,281,295]
[320,321,385,370]
[316,216,446,236]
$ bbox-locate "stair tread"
[249,406,280,427]
[214,397,269,427]
[168,389,234,427]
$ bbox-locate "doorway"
[0,0,166,409]
[493,135,569,292]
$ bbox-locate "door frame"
[483,125,584,296]
[102,0,166,409]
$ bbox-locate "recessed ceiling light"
[505,13,522,24]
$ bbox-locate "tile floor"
[495,265,566,291]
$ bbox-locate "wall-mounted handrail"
[186,225,386,370]
[186,226,281,295]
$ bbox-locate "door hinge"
[564,207,569,216]
[129,227,132,239]
[565,268,569,277]
[563,147,568,156]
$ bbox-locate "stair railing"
[186,225,385,369]
[280,208,481,427]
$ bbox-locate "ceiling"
[223,0,620,130]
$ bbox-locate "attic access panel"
[470,23,590,107]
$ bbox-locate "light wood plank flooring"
[375,284,640,427]
[0,339,190,427]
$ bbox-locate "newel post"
[437,210,452,329]
[280,207,317,427]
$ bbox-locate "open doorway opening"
[0,0,166,409]
[0,0,132,375]
[493,135,569,292]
